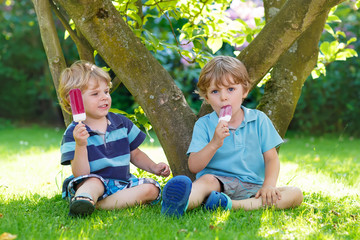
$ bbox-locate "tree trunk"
[258,0,331,138]
[31,0,70,126]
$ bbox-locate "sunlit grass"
[0,127,359,239]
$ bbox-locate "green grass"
[0,127,359,239]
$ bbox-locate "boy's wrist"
[208,139,222,151]
[75,143,88,148]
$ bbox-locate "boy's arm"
[71,122,91,177]
[130,148,170,177]
[188,121,230,173]
[255,147,281,206]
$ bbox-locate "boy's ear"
[204,93,209,101]
[243,90,249,99]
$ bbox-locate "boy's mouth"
[99,104,109,109]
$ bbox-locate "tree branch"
[239,0,346,87]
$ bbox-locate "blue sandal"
[69,193,95,217]
[204,191,232,211]
[161,175,192,217]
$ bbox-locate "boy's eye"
[91,92,98,96]
[211,90,218,94]
[228,87,234,92]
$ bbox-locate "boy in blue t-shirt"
[161,56,303,217]
[59,61,170,217]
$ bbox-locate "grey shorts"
[215,175,262,200]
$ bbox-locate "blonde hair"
[58,60,112,114]
[197,56,251,98]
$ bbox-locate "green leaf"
[336,49,358,60]
[347,37,357,45]
[320,42,330,55]
[334,30,346,38]
[207,37,223,54]
[326,15,341,23]
[311,69,321,79]
[246,34,253,43]
[324,24,334,36]
[144,29,160,48]
[64,30,70,40]
[193,39,203,50]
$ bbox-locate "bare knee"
[141,184,159,201]
[86,177,103,186]
[291,187,303,207]
[281,186,303,208]
[76,177,103,189]
[197,174,220,186]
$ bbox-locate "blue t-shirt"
[60,112,146,181]
[187,106,283,185]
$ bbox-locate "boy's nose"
[220,92,228,101]
[100,93,109,100]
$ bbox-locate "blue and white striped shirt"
[60,112,146,181]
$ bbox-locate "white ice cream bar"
[218,105,232,122]
[69,88,86,122]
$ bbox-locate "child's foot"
[161,175,192,217]
[69,193,95,217]
[204,191,232,210]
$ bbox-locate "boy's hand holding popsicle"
[211,105,232,148]
[69,88,89,146]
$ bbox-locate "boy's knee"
[85,177,103,187]
[142,184,160,199]
[293,187,303,206]
[285,186,303,207]
[199,174,219,184]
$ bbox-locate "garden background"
[0,0,359,239]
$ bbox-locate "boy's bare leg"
[232,186,303,210]
[187,174,221,210]
[74,177,105,204]
[96,184,159,210]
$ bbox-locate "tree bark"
[31,0,70,126]
[259,0,330,138]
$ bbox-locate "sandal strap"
[72,193,94,203]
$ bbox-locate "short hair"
[197,56,251,98]
[58,60,112,114]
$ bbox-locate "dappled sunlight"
[258,210,318,239]
[0,149,71,199]
[280,162,359,198]
[210,210,230,228]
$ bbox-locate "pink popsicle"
[218,105,232,122]
[69,88,86,122]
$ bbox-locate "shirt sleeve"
[186,118,211,155]
[120,115,146,151]
[259,112,284,153]
[60,124,76,165]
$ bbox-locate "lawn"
[0,126,359,240]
